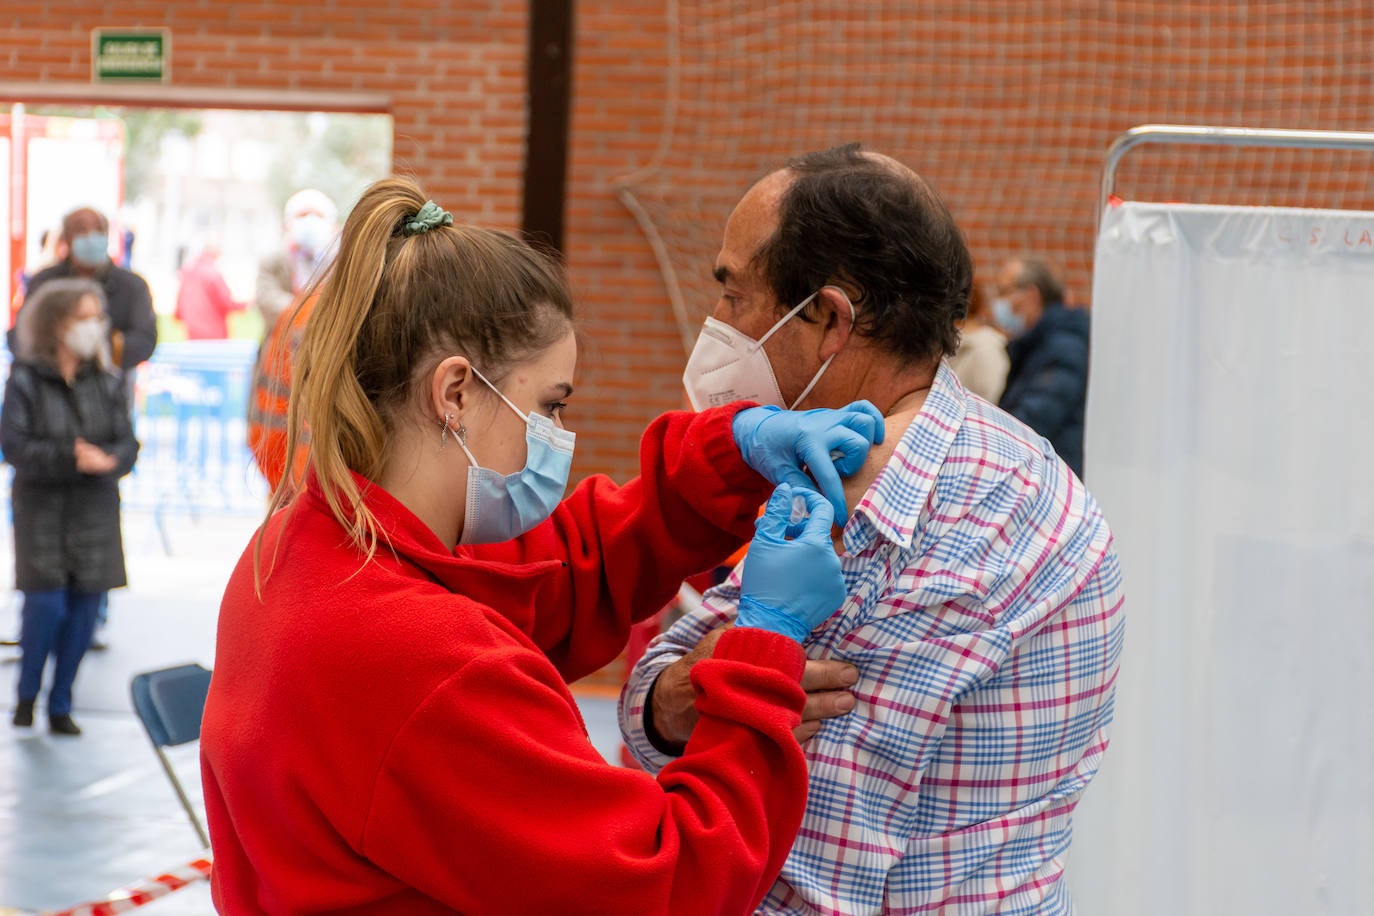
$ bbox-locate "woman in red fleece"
[200,178,882,914]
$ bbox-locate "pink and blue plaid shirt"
[620,363,1125,914]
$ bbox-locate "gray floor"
[0,504,624,913]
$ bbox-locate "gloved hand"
[738,483,846,644]
[733,400,885,520]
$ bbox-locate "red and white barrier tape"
[0,857,213,916]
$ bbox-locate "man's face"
[995,260,1043,331]
[711,171,823,406]
[64,210,110,269]
[64,210,105,243]
[712,172,786,337]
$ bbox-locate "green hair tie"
[402,200,454,236]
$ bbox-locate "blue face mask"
[991,297,1026,337]
[70,232,110,267]
[453,367,576,546]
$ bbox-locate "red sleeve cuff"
[710,625,805,683]
[697,402,772,500]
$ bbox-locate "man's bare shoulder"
[840,404,923,511]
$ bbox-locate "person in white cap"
[253,188,339,332]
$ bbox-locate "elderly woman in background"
[2,277,139,736]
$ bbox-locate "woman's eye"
[547,402,568,418]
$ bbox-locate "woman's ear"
[816,285,857,360]
[429,356,474,425]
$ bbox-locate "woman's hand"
[732,401,884,520]
[737,483,847,643]
[74,437,117,475]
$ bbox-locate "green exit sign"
[92,29,170,82]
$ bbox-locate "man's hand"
[647,625,858,752]
[110,329,125,367]
[796,657,858,742]
[647,627,727,753]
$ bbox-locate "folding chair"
[130,663,213,848]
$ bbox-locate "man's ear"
[429,356,475,426]
[815,285,857,360]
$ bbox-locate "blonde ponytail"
[290,181,429,560]
[253,176,574,591]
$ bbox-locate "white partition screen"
[1070,201,1374,914]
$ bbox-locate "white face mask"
[288,214,333,257]
[682,287,854,411]
[63,317,106,360]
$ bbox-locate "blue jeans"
[16,589,102,716]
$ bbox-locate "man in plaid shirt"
[620,144,1125,914]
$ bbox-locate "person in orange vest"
[247,293,315,494]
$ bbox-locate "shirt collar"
[843,362,968,553]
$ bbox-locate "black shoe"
[48,714,81,736]
[12,700,34,728]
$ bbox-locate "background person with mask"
[3,278,140,736]
[621,144,1124,914]
[10,207,157,649]
[947,283,1010,402]
[992,255,1090,478]
[12,207,159,392]
[254,188,338,333]
[201,179,885,912]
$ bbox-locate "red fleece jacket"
[200,406,808,914]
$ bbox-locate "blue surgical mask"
[453,367,576,546]
[991,297,1025,337]
[70,232,110,267]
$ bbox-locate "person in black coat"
[993,256,1090,478]
[2,277,139,735]
[9,206,159,415]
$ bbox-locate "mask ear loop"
[448,362,527,468]
[467,364,530,423]
[753,290,819,351]
[787,287,856,410]
[454,427,478,468]
[442,413,480,468]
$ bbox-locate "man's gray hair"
[1015,257,1065,306]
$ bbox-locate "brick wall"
[573,0,1374,483]
[2,1,529,226]
[5,1,1374,490]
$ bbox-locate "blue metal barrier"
[0,340,270,554]
[124,340,269,524]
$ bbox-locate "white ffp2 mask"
[63,318,106,360]
[682,288,853,411]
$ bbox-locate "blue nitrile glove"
[733,400,885,520]
[737,483,846,643]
